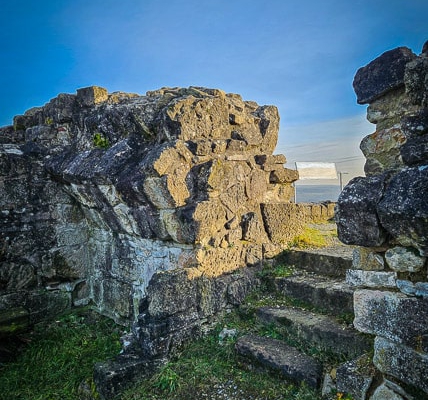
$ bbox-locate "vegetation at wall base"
[0,308,121,400]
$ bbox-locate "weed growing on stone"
[93,132,110,149]
[257,262,296,280]
[0,309,121,400]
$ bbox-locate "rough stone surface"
[339,42,428,397]
[94,356,165,400]
[353,47,416,104]
[0,86,303,326]
[370,383,405,400]
[373,336,428,394]
[135,265,260,359]
[278,249,352,278]
[336,355,376,400]
[352,247,385,271]
[385,246,426,273]
[335,175,388,247]
[257,306,371,359]
[354,289,428,349]
[346,269,397,288]
[235,334,322,388]
[377,168,428,256]
[272,273,355,316]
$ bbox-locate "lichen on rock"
[0,85,302,325]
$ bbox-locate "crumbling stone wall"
[336,41,428,398]
[0,86,304,326]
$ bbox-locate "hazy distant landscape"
[295,184,341,203]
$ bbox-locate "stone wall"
[0,86,304,326]
[336,41,428,398]
[301,201,335,223]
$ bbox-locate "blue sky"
[1,0,427,182]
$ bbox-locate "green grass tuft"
[0,309,121,400]
[290,226,329,248]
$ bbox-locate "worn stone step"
[257,306,372,359]
[272,273,354,316]
[278,249,352,278]
[235,334,322,388]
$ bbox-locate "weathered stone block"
[370,383,405,400]
[354,289,428,348]
[377,167,428,256]
[261,203,306,244]
[373,336,428,394]
[352,247,385,271]
[336,355,375,400]
[353,47,416,104]
[346,269,396,288]
[269,168,299,184]
[335,176,387,247]
[76,86,108,106]
[400,133,428,167]
[360,125,407,175]
[404,55,428,107]
[396,279,417,296]
[385,246,426,272]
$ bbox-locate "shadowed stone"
[257,306,371,359]
[353,47,416,104]
[235,334,322,388]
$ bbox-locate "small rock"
[370,382,405,400]
[336,355,375,400]
[218,327,237,342]
[352,247,385,271]
[396,279,416,296]
[385,246,426,273]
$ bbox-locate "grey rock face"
[377,167,428,255]
[1,85,304,326]
[373,336,428,394]
[235,334,323,388]
[339,42,428,397]
[354,289,428,351]
[353,47,416,104]
[385,246,426,272]
[335,176,387,247]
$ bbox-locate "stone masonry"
[336,41,428,398]
[0,86,303,328]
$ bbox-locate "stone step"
[272,273,355,316]
[235,334,323,388]
[277,249,352,278]
[257,306,372,359]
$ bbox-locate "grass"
[0,246,353,400]
[0,300,322,400]
[121,323,322,400]
[0,308,122,400]
[289,226,329,248]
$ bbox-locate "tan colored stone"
[245,169,268,202]
[352,247,386,271]
[269,168,299,184]
[76,86,108,106]
[261,203,306,244]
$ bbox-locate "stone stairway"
[235,247,373,393]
